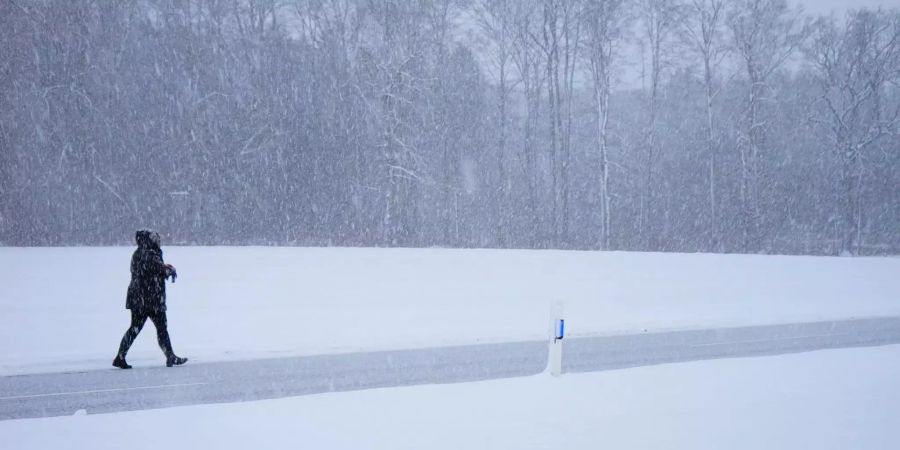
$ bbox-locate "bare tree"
[559,0,582,247]
[682,0,726,251]
[807,9,900,255]
[584,0,628,250]
[531,0,582,246]
[727,0,808,252]
[4,0,900,255]
[637,0,683,249]
[293,0,373,242]
[510,1,545,246]
[474,0,516,247]
[359,2,434,246]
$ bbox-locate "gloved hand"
[164,264,177,283]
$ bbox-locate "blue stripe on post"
[558,319,565,340]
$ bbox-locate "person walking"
[113,230,187,369]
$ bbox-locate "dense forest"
[1,0,898,255]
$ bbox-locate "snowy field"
[2,247,899,448]
[1,246,899,375]
[3,344,900,450]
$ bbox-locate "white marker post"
[548,301,565,377]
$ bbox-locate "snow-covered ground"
[1,246,898,375]
[3,344,899,450]
[2,247,898,447]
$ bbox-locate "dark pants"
[117,309,174,358]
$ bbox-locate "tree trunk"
[704,56,718,251]
[840,145,862,255]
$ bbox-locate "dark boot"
[112,355,132,369]
[117,310,148,365]
[166,355,188,367]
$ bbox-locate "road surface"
[2,316,899,420]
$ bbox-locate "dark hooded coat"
[126,230,172,311]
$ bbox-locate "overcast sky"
[619,0,900,90]
[461,0,900,91]
[798,0,900,15]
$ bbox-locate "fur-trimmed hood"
[135,229,160,249]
